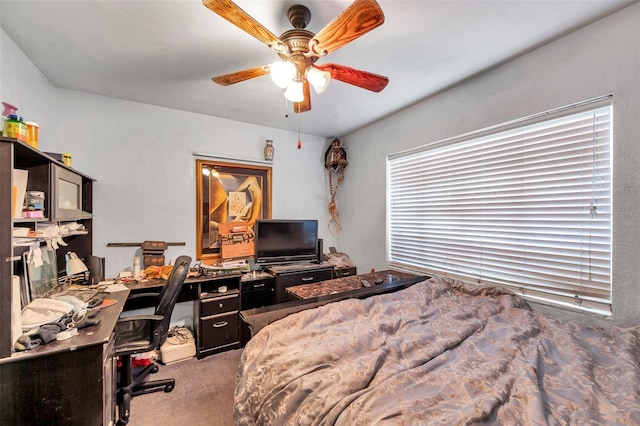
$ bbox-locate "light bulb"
[307,67,331,94]
[270,61,296,88]
[284,80,304,103]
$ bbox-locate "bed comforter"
[234,276,640,425]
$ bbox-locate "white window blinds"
[387,101,612,315]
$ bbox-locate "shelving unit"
[0,137,95,358]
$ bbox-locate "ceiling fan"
[203,0,389,113]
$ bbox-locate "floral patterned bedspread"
[234,276,640,425]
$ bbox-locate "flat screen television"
[254,219,319,265]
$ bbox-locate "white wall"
[52,89,333,276]
[340,4,640,325]
[1,28,336,279]
[0,28,56,144]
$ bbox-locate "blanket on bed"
[234,276,640,425]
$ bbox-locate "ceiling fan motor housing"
[288,4,311,29]
[278,5,318,74]
[277,29,318,69]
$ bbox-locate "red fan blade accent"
[307,0,384,57]
[294,81,311,113]
[203,0,288,53]
[316,63,389,92]
[212,66,270,86]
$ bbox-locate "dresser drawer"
[333,267,357,279]
[200,293,239,317]
[278,269,333,287]
[276,268,334,303]
[200,312,239,350]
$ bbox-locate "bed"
[234,276,640,425]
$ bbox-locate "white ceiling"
[0,0,635,138]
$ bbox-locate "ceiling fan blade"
[294,81,311,113]
[203,0,288,53]
[307,0,384,57]
[316,63,388,92]
[212,66,270,86]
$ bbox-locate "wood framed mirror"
[196,160,272,263]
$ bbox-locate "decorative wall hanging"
[325,138,348,233]
[196,160,272,263]
[264,140,274,161]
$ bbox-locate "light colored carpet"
[128,348,243,426]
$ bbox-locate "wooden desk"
[125,273,244,359]
[242,272,429,337]
[0,289,129,426]
[286,270,417,300]
[123,272,242,308]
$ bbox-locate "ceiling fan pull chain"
[297,114,302,149]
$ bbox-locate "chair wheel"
[164,384,174,393]
[151,364,159,374]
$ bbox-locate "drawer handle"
[219,303,224,308]
[301,277,314,281]
[254,283,265,288]
[212,321,228,328]
[341,271,349,276]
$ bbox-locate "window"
[387,98,612,315]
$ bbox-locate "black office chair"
[114,255,192,426]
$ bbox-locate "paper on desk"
[102,283,129,293]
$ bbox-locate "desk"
[0,289,129,426]
[242,271,429,337]
[124,273,240,307]
[286,270,417,300]
[125,273,244,359]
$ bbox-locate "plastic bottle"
[16,116,27,143]
[25,121,39,149]
[3,114,21,139]
[133,257,141,281]
[1,102,18,135]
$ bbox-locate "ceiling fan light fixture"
[270,61,296,88]
[307,67,331,94]
[284,80,305,102]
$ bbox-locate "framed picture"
[196,160,272,262]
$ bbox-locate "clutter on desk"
[324,247,354,268]
[15,308,101,352]
[21,297,73,330]
[143,264,175,280]
[102,283,129,293]
[133,256,141,280]
[199,259,249,275]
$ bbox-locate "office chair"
[114,255,192,426]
